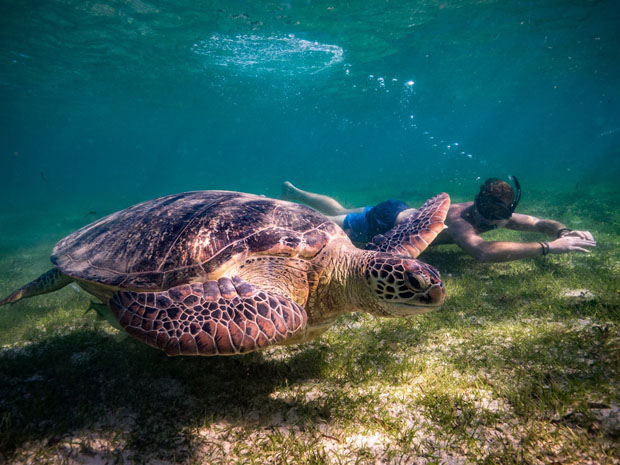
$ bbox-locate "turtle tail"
[0,268,73,306]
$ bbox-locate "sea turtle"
[0,190,450,356]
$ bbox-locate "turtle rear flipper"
[0,268,73,306]
[109,276,308,356]
[87,301,124,331]
[366,193,450,258]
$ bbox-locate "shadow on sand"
[0,326,330,460]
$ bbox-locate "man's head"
[474,177,521,221]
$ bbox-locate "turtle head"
[363,253,445,316]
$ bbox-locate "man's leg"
[327,214,347,228]
[281,181,353,216]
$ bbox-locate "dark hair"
[474,177,521,220]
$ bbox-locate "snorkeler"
[280,178,596,263]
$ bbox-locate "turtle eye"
[406,272,425,290]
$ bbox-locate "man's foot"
[280,181,302,200]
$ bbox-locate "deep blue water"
[1,0,619,249]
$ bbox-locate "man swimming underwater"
[280,178,596,262]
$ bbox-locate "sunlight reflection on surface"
[192,33,344,75]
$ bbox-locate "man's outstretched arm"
[506,213,595,241]
[447,214,596,263]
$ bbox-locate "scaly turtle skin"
[0,190,450,356]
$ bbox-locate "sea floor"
[0,186,619,464]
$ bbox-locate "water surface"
[1,0,619,251]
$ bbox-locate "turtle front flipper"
[0,268,73,306]
[366,193,451,258]
[108,277,308,356]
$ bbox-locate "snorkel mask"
[474,176,521,220]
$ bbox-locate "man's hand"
[549,234,597,254]
[562,230,595,242]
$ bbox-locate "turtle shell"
[51,191,340,290]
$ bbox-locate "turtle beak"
[389,282,445,316]
[404,282,444,309]
[426,283,445,306]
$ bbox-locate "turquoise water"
[1,0,619,251]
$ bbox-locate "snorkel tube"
[507,175,521,215]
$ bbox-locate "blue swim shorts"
[343,199,409,243]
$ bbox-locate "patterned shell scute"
[51,191,338,290]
